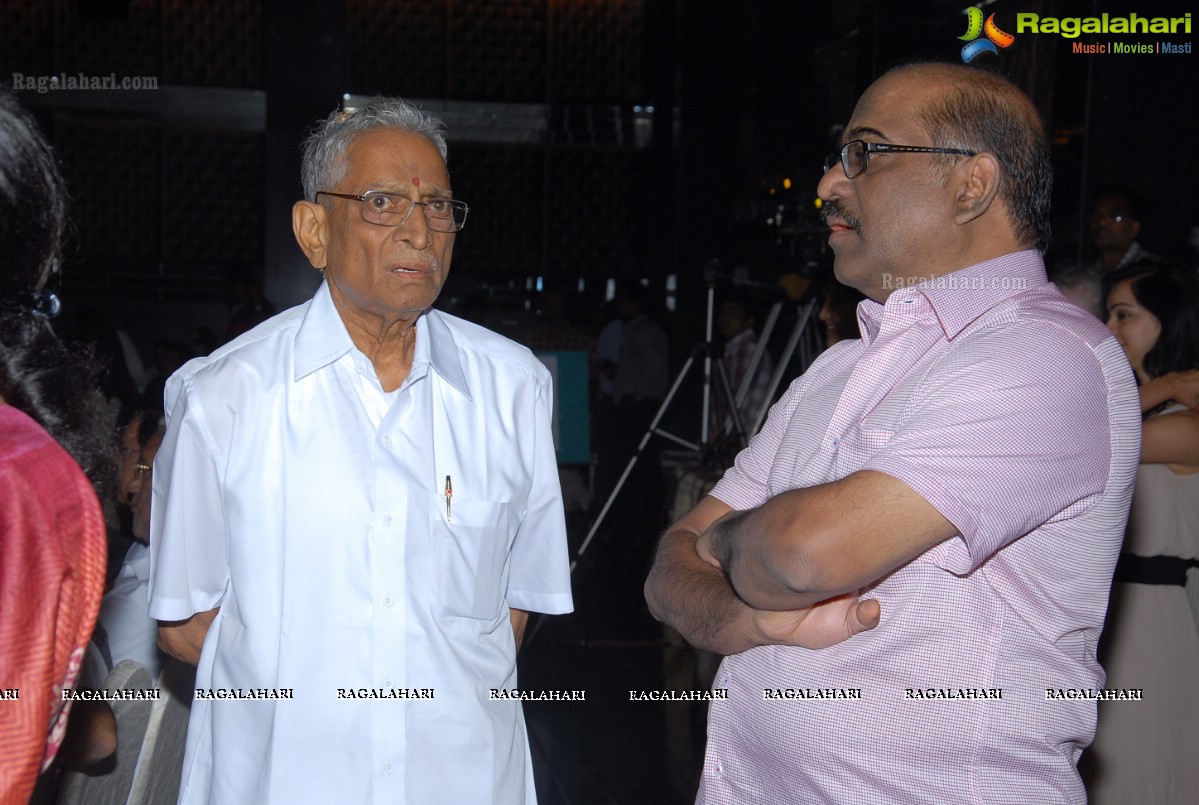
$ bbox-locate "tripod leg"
[572,353,698,570]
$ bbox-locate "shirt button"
[381,434,392,446]
[382,678,392,687]
[718,673,731,686]
[383,515,394,527]
[384,760,394,774]
[383,594,395,607]
[714,760,724,780]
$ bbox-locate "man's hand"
[697,519,881,649]
[158,608,218,666]
[510,608,529,651]
[646,496,882,655]
[751,593,880,649]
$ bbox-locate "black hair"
[117,397,165,449]
[0,88,115,498]
[899,63,1053,253]
[1089,184,1143,223]
[1105,261,1199,379]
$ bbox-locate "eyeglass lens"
[360,192,465,232]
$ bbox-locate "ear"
[292,201,329,269]
[951,152,1002,226]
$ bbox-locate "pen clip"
[444,475,453,522]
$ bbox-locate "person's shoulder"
[174,301,309,383]
[431,309,549,375]
[0,406,91,503]
[163,302,311,417]
[969,283,1116,354]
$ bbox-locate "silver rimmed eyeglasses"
[315,189,469,232]
[823,140,977,179]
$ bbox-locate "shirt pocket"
[429,493,514,620]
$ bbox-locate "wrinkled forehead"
[334,128,451,190]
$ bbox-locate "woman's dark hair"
[117,397,165,449]
[1104,261,1199,380]
[0,88,115,497]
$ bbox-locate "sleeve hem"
[507,591,574,615]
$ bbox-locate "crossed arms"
[644,469,960,655]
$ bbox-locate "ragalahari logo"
[958,7,1016,62]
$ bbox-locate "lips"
[821,201,862,237]
[388,261,435,276]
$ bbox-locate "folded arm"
[645,495,882,655]
[1139,370,1199,413]
[697,470,959,611]
[1141,407,1199,467]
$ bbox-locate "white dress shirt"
[149,282,573,805]
[98,542,163,679]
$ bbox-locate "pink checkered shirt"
[702,251,1140,804]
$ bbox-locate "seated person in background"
[98,407,167,679]
[1086,262,1199,804]
[0,87,113,804]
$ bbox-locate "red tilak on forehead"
[412,176,420,187]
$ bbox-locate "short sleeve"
[505,371,573,615]
[710,372,814,509]
[148,372,231,620]
[865,325,1115,573]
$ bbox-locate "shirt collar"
[293,282,471,399]
[857,250,1048,343]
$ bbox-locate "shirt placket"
[823,296,942,457]
[370,373,431,801]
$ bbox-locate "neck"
[337,307,421,393]
[871,232,1027,303]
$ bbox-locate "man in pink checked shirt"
[645,62,1141,803]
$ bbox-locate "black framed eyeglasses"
[823,140,977,179]
[315,189,469,233]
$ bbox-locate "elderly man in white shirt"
[148,98,574,804]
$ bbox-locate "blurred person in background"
[1087,262,1199,804]
[98,405,168,680]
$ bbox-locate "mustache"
[821,200,862,236]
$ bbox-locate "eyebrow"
[844,125,890,143]
[371,183,453,199]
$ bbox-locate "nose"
[1105,315,1119,335]
[124,468,144,503]
[393,204,431,250]
[817,161,851,205]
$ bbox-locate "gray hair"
[300,97,449,202]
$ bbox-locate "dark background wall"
[2,0,1195,349]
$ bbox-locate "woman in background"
[0,88,113,803]
[1088,262,1199,804]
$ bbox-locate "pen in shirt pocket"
[444,474,452,522]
